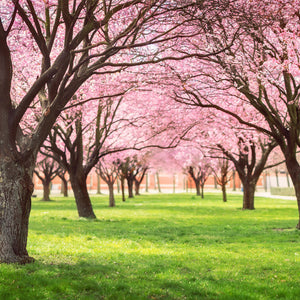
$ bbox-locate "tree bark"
[120,176,125,202]
[127,178,134,198]
[108,183,115,207]
[285,157,300,229]
[69,172,96,219]
[195,181,201,196]
[0,158,35,264]
[60,177,68,197]
[134,179,141,196]
[42,180,51,201]
[222,184,227,202]
[242,181,255,210]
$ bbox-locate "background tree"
[211,157,233,203]
[34,154,60,202]
[96,155,119,207]
[131,152,150,195]
[186,161,211,198]
[116,156,137,199]
[57,168,69,197]
[43,93,130,218]
[167,0,300,226]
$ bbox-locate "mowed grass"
[1,193,300,300]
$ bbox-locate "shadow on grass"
[0,254,292,300]
[21,193,300,299]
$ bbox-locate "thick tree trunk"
[134,179,140,196]
[292,181,300,229]
[42,180,51,201]
[222,184,227,202]
[0,158,35,264]
[108,183,115,207]
[60,177,68,197]
[195,181,201,196]
[69,172,96,219]
[285,158,300,229]
[242,181,255,210]
[127,178,134,198]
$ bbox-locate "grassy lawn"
[1,192,300,299]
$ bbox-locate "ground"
[0,192,299,299]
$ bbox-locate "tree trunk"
[42,180,51,201]
[201,183,204,199]
[108,183,115,207]
[195,181,201,196]
[221,184,227,202]
[292,180,300,229]
[69,172,96,219]
[60,177,68,197]
[127,178,134,198]
[242,181,255,210]
[0,158,35,264]
[120,177,125,202]
[134,179,140,196]
[285,157,300,229]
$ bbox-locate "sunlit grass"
[1,192,300,299]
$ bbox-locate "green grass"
[1,193,300,299]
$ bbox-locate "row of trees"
[1,0,300,264]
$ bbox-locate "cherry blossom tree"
[34,154,60,202]
[133,162,149,196]
[211,157,233,203]
[187,163,211,198]
[1,0,219,263]
[96,155,119,207]
[166,1,300,221]
[42,91,131,218]
[172,143,211,197]
[215,135,277,209]
[116,155,137,199]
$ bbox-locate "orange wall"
[33,170,264,193]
